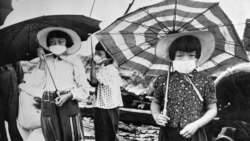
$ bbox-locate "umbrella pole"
[163,62,171,116]
[124,0,135,15]
[42,54,60,97]
[90,36,94,58]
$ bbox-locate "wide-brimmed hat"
[155,31,215,65]
[37,27,81,55]
[215,127,236,141]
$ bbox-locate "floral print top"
[153,70,217,128]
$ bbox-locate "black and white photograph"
[0,0,250,141]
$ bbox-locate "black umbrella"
[0,0,13,26]
[0,14,101,65]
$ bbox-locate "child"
[151,31,217,141]
[36,27,89,141]
[89,42,123,141]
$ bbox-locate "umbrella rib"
[27,24,31,56]
[185,22,245,33]
[118,39,159,66]
[173,0,177,31]
[106,32,165,41]
[7,24,30,46]
[216,39,241,47]
[142,55,159,76]
[117,19,164,34]
[141,8,171,33]
[214,46,249,62]
[111,36,160,56]
[176,2,219,32]
[210,59,227,72]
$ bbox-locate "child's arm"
[55,93,73,107]
[150,98,170,127]
[180,103,217,138]
[68,58,90,102]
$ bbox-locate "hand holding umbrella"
[37,47,46,70]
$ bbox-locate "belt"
[44,90,71,95]
[43,90,71,101]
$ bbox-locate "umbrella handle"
[163,62,171,116]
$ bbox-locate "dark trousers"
[0,65,23,141]
[93,107,119,141]
[158,126,208,141]
[41,91,84,141]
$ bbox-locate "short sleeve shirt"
[94,64,123,109]
[153,70,217,128]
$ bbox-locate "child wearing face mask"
[35,27,89,141]
[151,31,217,141]
[89,42,123,141]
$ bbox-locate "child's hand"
[37,47,46,61]
[55,93,72,107]
[180,122,199,139]
[153,114,170,127]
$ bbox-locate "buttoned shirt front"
[153,70,217,128]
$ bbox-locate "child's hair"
[95,42,114,65]
[46,30,73,48]
[169,35,201,60]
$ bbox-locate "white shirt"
[32,55,90,101]
[94,64,123,109]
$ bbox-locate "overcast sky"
[2,0,250,56]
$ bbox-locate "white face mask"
[49,45,67,55]
[172,59,197,74]
[93,55,105,64]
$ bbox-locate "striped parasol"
[95,0,249,77]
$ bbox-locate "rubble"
[82,117,160,141]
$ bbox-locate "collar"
[53,54,62,61]
[174,69,198,77]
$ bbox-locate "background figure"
[89,42,123,141]
[17,68,46,141]
[0,62,23,141]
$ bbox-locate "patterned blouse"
[94,64,123,109]
[153,70,217,128]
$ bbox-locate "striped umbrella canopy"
[95,0,249,77]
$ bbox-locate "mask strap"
[184,75,204,102]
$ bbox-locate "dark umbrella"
[0,0,13,26]
[0,14,101,65]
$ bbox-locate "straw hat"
[37,27,81,55]
[155,31,215,66]
[215,127,236,141]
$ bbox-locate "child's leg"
[93,107,119,141]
